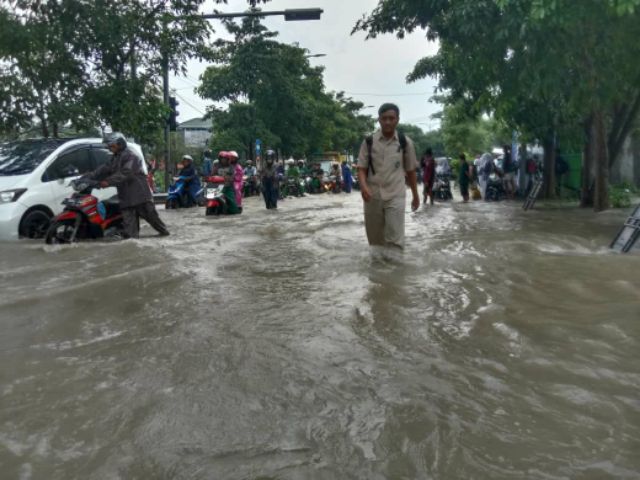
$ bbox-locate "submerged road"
[1,193,639,479]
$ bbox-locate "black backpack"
[365,131,407,177]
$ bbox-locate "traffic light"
[168,96,179,131]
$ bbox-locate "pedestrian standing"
[422,148,436,205]
[341,161,353,193]
[357,103,420,249]
[502,145,516,199]
[477,153,492,199]
[86,133,169,238]
[458,153,470,202]
[261,150,279,209]
[202,149,213,177]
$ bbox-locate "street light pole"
[162,50,170,192]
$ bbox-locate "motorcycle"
[204,175,227,216]
[433,173,453,201]
[285,177,305,197]
[243,175,260,197]
[165,176,204,209]
[308,173,325,194]
[485,173,507,201]
[45,178,124,244]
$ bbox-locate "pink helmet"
[218,150,229,159]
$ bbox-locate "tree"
[355,0,640,210]
[199,15,373,158]
[0,0,232,143]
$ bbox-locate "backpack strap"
[365,135,375,176]
[398,131,407,156]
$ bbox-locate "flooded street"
[1,193,639,479]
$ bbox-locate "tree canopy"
[0,0,220,143]
[355,0,640,210]
[198,16,374,159]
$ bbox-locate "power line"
[174,92,207,116]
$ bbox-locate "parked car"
[0,137,146,240]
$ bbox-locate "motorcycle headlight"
[0,189,27,203]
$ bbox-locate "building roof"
[177,117,213,130]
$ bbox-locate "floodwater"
[1,192,639,480]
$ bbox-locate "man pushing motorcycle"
[85,133,170,239]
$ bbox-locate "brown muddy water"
[1,193,639,479]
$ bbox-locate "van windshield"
[0,139,69,176]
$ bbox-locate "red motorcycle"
[204,175,227,216]
[45,179,124,244]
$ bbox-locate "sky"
[171,0,441,131]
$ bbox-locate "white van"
[0,137,146,241]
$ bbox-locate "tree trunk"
[52,122,59,138]
[38,112,49,138]
[581,116,593,207]
[592,110,609,212]
[542,135,556,199]
[608,90,640,168]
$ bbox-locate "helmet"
[246,160,253,165]
[218,150,229,159]
[105,132,127,149]
[286,158,295,166]
[266,149,276,157]
[182,154,193,162]
[228,150,239,158]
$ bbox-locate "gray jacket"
[88,148,152,208]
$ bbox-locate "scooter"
[204,176,226,216]
[433,173,453,201]
[285,177,305,197]
[166,176,204,209]
[45,178,124,244]
[485,173,507,201]
[243,175,260,197]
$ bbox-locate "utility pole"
[162,50,170,192]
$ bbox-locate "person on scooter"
[286,158,300,179]
[244,160,258,196]
[261,150,278,209]
[298,159,310,177]
[85,133,169,238]
[218,151,241,214]
[244,160,257,177]
[228,151,244,208]
[310,162,324,193]
[177,155,201,207]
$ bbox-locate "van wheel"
[19,209,51,239]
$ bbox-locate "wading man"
[87,133,169,239]
[357,103,420,248]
